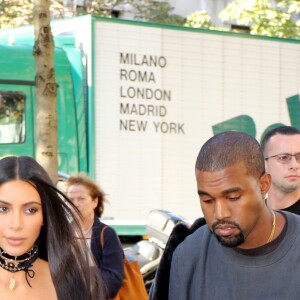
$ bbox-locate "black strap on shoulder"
[154,217,206,300]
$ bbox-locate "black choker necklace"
[0,245,39,291]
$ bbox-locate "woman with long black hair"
[0,155,106,300]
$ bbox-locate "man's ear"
[260,173,271,199]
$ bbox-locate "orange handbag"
[100,227,148,300]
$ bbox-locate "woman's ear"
[93,196,98,208]
[260,173,271,199]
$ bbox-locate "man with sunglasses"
[261,126,300,214]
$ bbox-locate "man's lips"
[285,174,300,180]
[214,224,239,237]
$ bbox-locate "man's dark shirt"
[282,199,300,215]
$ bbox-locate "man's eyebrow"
[197,187,242,196]
[198,190,210,196]
[223,187,242,194]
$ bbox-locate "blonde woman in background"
[66,174,124,299]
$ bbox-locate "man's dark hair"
[195,131,264,178]
[261,126,300,155]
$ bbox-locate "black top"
[90,217,124,298]
[282,199,300,215]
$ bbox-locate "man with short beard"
[161,131,300,300]
[261,126,300,214]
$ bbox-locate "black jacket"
[91,217,124,298]
[149,217,207,300]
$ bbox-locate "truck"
[0,15,299,236]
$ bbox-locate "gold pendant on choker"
[0,245,39,291]
[9,274,16,291]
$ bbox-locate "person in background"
[66,174,124,299]
[261,126,300,214]
[0,156,105,300]
[150,131,300,300]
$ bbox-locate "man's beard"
[212,221,245,247]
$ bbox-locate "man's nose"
[214,200,231,220]
[289,156,300,169]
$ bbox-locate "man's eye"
[278,155,290,161]
[200,197,212,203]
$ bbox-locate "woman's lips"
[6,237,25,246]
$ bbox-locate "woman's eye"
[25,207,38,214]
[0,206,8,213]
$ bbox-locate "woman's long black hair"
[0,156,106,300]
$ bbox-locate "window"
[0,91,25,143]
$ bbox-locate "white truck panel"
[93,20,300,222]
